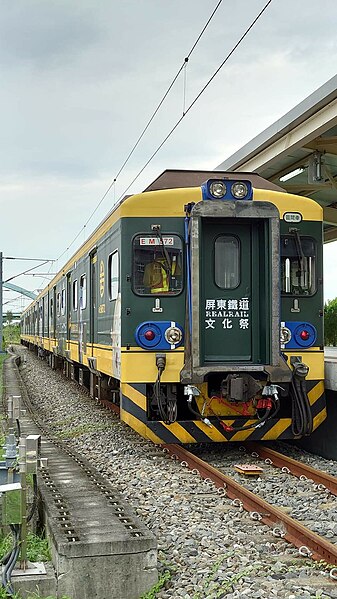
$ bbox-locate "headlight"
[280,326,291,344]
[209,181,226,198]
[165,326,183,345]
[231,182,248,199]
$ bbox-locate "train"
[21,169,326,443]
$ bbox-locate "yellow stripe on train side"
[159,422,196,444]
[121,350,184,384]
[307,380,325,404]
[284,350,324,380]
[261,419,291,441]
[120,409,163,444]
[122,384,147,411]
[254,189,323,221]
[312,408,327,430]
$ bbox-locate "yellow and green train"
[21,169,326,443]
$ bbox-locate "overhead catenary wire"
[117,0,273,201]
[55,0,223,263]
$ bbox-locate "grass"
[0,591,71,599]
[0,535,61,599]
[2,325,20,349]
[0,353,8,399]
[0,535,66,599]
[57,422,111,439]
[139,571,172,599]
[0,532,51,564]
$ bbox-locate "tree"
[5,311,13,326]
[324,298,337,345]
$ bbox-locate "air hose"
[220,397,278,433]
[290,360,313,436]
[153,356,177,424]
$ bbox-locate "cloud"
[2,0,337,307]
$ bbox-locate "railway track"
[161,442,337,573]
[95,381,337,574]
[98,389,337,573]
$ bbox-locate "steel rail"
[163,443,337,566]
[246,442,337,496]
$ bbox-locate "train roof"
[143,169,285,193]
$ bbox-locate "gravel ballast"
[17,347,337,599]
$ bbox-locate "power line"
[3,256,54,261]
[4,260,51,283]
[55,0,224,263]
[117,0,274,200]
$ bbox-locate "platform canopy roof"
[216,74,337,242]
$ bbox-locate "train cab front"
[175,177,294,442]
[125,176,324,444]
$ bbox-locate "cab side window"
[281,235,316,295]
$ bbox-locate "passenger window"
[61,288,66,315]
[80,275,87,309]
[133,234,183,295]
[108,251,119,300]
[73,280,78,311]
[214,236,240,289]
[281,235,316,295]
[56,293,61,316]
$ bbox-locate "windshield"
[132,234,183,295]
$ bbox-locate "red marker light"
[144,330,155,341]
[300,330,310,341]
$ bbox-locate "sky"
[1,0,337,313]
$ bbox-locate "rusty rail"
[163,443,337,566]
[246,442,337,496]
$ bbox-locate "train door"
[49,287,56,339]
[90,250,98,345]
[78,273,87,363]
[199,219,270,365]
[67,273,71,345]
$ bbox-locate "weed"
[0,532,51,564]
[57,423,111,439]
[139,570,171,599]
[53,417,79,428]
[0,353,8,398]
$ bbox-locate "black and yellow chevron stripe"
[120,380,326,444]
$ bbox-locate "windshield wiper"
[291,228,307,290]
[152,226,172,272]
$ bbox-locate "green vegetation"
[140,571,171,599]
[0,535,66,599]
[0,591,71,599]
[325,298,337,345]
[2,323,20,350]
[0,353,7,398]
[0,532,51,564]
[57,422,111,439]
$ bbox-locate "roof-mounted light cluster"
[202,179,253,201]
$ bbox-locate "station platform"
[324,346,337,390]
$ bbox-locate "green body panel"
[280,220,323,346]
[120,217,186,348]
